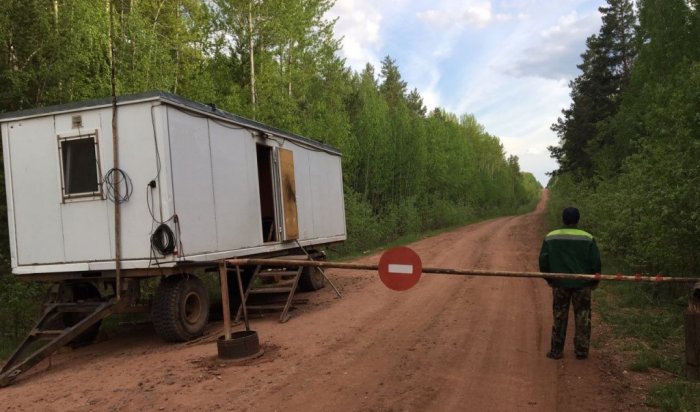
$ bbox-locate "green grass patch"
[597,281,686,375]
[647,382,700,412]
[594,257,700,410]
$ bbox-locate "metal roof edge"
[0,91,341,156]
[156,92,342,155]
[0,91,164,122]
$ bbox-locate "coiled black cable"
[151,223,176,255]
[103,168,133,203]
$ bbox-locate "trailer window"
[59,134,102,199]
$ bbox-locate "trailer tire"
[298,266,325,292]
[152,275,210,342]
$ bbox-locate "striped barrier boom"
[224,258,700,284]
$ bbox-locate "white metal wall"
[107,104,163,261]
[166,107,347,256]
[208,119,261,250]
[3,98,346,273]
[5,116,67,265]
[283,141,346,242]
[308,151,346,238]
[3,102,162,266]
[167,108,267,256]
[167,110,218,255]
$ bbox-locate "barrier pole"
[224,258,700,283]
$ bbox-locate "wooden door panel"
[278,148,298,240]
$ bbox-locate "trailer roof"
[0,91,341,155]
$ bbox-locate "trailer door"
[276,148,299,241]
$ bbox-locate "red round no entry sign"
[378,247,423,291]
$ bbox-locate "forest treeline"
[547,0,699,278]
[0,1,540,345]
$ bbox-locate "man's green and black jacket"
[539,227,602,288]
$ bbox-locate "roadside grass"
[598,282,685,374]
[0,280,44,359]
[596,259,700,411]
[1,337,24,360]
[647,382,700,412]
[327,207,526,262]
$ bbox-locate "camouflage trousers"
[550,287,592,357]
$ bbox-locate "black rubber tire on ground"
[217,330,261,360]
[151,275,210,342]
[298,265,326,292]
[61,282,103,348]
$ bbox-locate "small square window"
[59,134,102,200]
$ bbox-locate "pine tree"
[549,0,637,179]
[406,88,426,117]
[378,56,407,108]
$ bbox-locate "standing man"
[539,207,601,360]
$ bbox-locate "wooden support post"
[109,0,121,301]
[685,282,700,380]
[236,265,250,332]
[218,262,231,340]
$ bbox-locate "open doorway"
[256,144,277,242]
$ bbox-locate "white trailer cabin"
[1,91,346,278]
[0,92,346,350]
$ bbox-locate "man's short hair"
[562,207,580,226]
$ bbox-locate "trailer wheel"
[151,275,210,342]
[298,266,325,292]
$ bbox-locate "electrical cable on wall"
[104,168,133,203]
[151,223,176,255]
[145,107,186,262]
[146,184,183,261]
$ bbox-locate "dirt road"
[1,194,641,411]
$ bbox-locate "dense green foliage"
[548,0,699,404]
[549,0,636,179]
[548,0,699,278]
[0,1,539,352]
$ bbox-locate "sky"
[326,0,606,185]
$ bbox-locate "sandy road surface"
[1,193,641,411]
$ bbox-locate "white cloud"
[326,0,385,71]
[503,11,601,80]
[327,0,605,183]
[406,61,442,111]
[501,132,558,185]
[453,71,571,184]
[416,0,513,29]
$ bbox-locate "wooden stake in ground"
[218,262,231,340]
[685,282,700,380]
